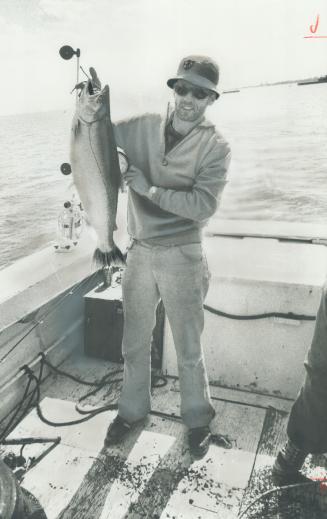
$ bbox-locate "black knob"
[59,46,80,60]
[60,163,72,175]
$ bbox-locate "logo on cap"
[183,59,195,70]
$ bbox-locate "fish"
[70,68,125,269]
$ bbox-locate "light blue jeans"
[118,240,215,429]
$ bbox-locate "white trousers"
[118,240,215,428]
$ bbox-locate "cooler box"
[84,285,124,363]
[84,284,165,367]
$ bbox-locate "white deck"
[1,224,327,516]
[1,352,326,518]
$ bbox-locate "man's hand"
[123,165,152,197]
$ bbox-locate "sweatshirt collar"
[159,104,214,155]
[197,118,214,128]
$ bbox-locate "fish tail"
[93,245,125,269]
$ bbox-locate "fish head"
[77,80,110,124]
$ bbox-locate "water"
[217,83,327,222]
[1,83,327,269]
[0,111,73,269]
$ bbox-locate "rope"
[26,357,119,427]
[29,369,114,427]
[151,373,168,388]
[18,355,167,428]
[40,352,123,387]
[204,304,316,322]
[16,356,235,460]
[1,308,168,433]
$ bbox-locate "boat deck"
[2,349,327,519]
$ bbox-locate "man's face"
[173,79,216,122]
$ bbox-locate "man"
[272,283,327,484]
[106,55,231,458]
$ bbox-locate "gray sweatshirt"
[113,111,231,245]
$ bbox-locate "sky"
[0,0,327,116]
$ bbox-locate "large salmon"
[70,69,124,268]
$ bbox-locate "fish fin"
[93,245,125,269]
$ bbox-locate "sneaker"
[104,415,133,447]
[188,426,211,459]
[272,451,312,486]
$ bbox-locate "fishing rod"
[59,45,81,104]
[58,45,81,177]
[57,44,81,250]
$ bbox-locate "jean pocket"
[202,253,211,281]
[178,243,203,263]
[202,253,211,298]
[125,240,136,265]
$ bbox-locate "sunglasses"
[174,83,211,100]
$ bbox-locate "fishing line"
[0,376,33,443]
[75,47,80,104]
[238,409,270,515]
[80,65,91,79]
[0,271,99,365]
[237,480,320,518]
[0,360,44,443]
[0,322,41,366]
